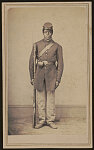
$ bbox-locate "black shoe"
[47,122,58,129]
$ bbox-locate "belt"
[38,61,55,67]
[44,62,55,66]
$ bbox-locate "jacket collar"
[43,38,54,44]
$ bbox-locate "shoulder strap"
[38,42,54,57]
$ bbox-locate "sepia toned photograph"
[2,2,92,148]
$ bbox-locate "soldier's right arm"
[29,45,34,82]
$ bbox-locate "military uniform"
[29,22,64,128]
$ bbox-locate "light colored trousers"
[37,84,55,123]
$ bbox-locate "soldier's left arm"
[56,45,64,83]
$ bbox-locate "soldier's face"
[43,30,52,40]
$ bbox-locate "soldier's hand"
[55,81,59,89]
[31,79,34,85]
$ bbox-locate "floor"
[8,117,87,135]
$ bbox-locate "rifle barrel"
[33,43,37,128]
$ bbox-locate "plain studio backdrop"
[8,5,88,111]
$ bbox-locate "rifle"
[33,43,37,128]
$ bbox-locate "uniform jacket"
[29,39,64,91]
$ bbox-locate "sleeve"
[56,45,64,83]
[29,45,34,81]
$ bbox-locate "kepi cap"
[43,22,53,30]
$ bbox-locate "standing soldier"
[29,22,64,129]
